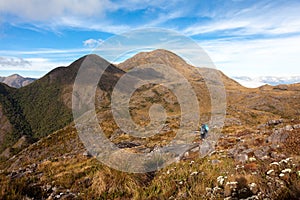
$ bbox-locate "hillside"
[0,50,299,199]
[119,49,300,129]
[0,74,35,88]
[1,119,299,199]
[0,55,124,158]
[0,83,32,156]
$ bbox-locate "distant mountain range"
[1,72,299,90]
[232,76,300,88]
[0,74,35,88]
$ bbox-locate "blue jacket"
[202,124,209,132]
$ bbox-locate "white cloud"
[83,38,104,48]
[199,35,300,76]
[0,0,110,21]
[1,0,299,37]
[0,48,92,60]
[46,16,132,34]
[183,1,300,36]
[108,0,183,12]
[232,77,266,88]
[144,10,186,27]
[0,56,31,67]
[0,55,70,77]
[0,0,187,34]
[25,57,69,71]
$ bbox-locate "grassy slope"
[0,122,299,199]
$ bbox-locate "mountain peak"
[144,48,183,58]
[8,74,22,78]
[0,74,35,88]
[42,54,114,85]
[117,49,242,90]
[118,49,188,72]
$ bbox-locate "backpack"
[204,124,209,131]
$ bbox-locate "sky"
[0,0,300,78]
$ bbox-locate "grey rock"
[292,124,300,129]
[267,130,288,144]
[116,141,141,148]
[199,141,214,157]
[253,146,271,160]
[267,119,283,126]
[52,186,57,192]
[191,146,200,152]
[235,153,248,163]
[285,125,293,131]
[249,183,258,194]
[211,159,221,165]
[82,151,92,157]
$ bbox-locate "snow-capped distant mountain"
[0,74,36,88]
[232,76,300,88]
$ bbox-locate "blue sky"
[0,0,300,78]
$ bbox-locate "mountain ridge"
[0,74,36,88]
[233,75,300,88]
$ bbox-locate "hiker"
[200,124,209,139]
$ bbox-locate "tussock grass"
[137,156,236,199]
